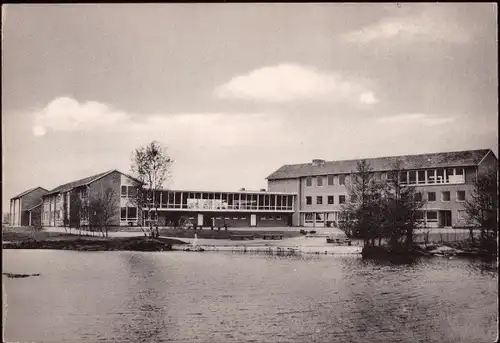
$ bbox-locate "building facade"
[142,189,295,228]
[9,187,48,226]
[39,170,296,228]
[267,149,497,228]
[41,170,142,228]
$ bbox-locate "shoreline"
[2,227,187,252]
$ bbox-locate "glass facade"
[153,190,295,211]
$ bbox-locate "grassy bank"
[2,226,187,252]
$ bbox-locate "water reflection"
[3,250,497,343]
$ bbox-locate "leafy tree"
[464,167,497,253]
[131,141,173,238]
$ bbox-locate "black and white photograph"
[2,3,498,343]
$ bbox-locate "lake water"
[3,250,497,343]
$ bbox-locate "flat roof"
[157,189,297,195]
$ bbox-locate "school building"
[266,149,497,228]
[9,148,497,229]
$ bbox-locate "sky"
[2,3,498,212]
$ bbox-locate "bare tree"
[464,167,497,253]
[381,162,425,249]
[87,188,119,238]
[131,141,173,238]
[339,160,385,246]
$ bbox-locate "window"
[276,216,282,220]
[339,175,346,185]
[315,213,325,222]
[445,168,454,183]
[121,207,127,220]
[327,175,335,186]
[427,192,436,202]
[408,171,416,185]
[261,216,267,221]
[305,213,314,223]
[415,192,423,202]
[400,172,408,185]
[306,196,312,205]
[426,211,438,222]
[121,186,127,197]
[306,177,312,187]
[436,169,444,183]
[415,211,425,221]
[128,207,137,219]
[442,191,450,202]
[426,169,435,184]
[268,216,275,220]
[317,176,323,187]
[417,170,426,185]
[339,195,346,204]
[128,186,138,198]
[456,191,466,202]
[328,196,334,204]
[316,196,323,205]
[232,217,238,220]
[457,210,466,220]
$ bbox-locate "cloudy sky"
[2,3,497,211]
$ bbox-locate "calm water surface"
[3,250,497,343]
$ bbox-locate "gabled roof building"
[9,187,48,226]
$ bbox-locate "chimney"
[312,159,325,167]
[239,188,246,191]
[260,188,266,192]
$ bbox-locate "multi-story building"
[266,149,497,228]
[41,170,142,227]
[9,187,48,226]
[39,170,296,228]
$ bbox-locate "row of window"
[305,195,346,205]
[305,167,467,188]
[305,191,466,206]
[306,175,348,187]
[417,190,466,202]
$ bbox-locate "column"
[167,191,170,208]
[274,194,277,211]
[160,192,163,208]
[180,192,184,209]
[291,195,295,212]
[239,193,242,210]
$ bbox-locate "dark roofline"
[11,187,49,200]
[43,169,143,196]
[266,148,493,180]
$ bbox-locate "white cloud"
[376,113,455,126]
[32,97,131,136]
[214,63,378,106]
[31,97,284,148]
[359,91,379,105]
[343,7,472,44]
